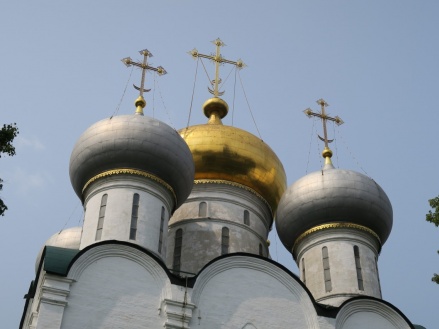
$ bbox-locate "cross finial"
[121,49,167,115]
[189,38,245,98]
[304,98,344,164]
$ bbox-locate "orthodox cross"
[304,99,344,150]
[189,38,245,97]
[121,49,167,99]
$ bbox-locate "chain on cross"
[121,49,167,115]
[189,38,245,98]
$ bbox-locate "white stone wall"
[21,270,73,329]
[22,247,413,329]
[62,244,171,329]
[21,265,45,329]
[167,183,272,274]
[295,228,382,306]
[190,256,321,329]
[80,175,173,260]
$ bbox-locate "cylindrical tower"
[276,149,392,306]
[69,100,194,261]
[167,97,287,275]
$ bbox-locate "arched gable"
[336,297,414,329]
[63,243,172,329]
[191,255,320,328]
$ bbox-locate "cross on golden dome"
[189,38,245,98]
[121,49,167,115]
[304,99,344,162]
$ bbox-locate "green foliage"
[0,179,5,216]
[426,196,439,283]
[426,197,439,227]
[0,123,19,216]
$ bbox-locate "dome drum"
[292,222,382,259]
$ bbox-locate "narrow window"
[259,243,263,256]
[354,246,364,290]
[244,210,250,226]
[322,246,332,292]
[158,207,165,253]
[221,227,229,255]
[302,258,306,285]
[173,229,183,272]
[95,194,108,241]
[129,193,140,240]
[199,202,207,217]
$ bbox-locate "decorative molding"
[162,298,196,328]
[29,312,38,328]
[194,179,272,214]
[82,176,174,217]
[293,222,381,252]
[316,292,365,303]
[33,274,74,327]
[336,299,412,328]
[39,296,68,307]
[295,233,380,262]
[82,169,176,202]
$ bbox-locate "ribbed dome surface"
[69,115,195,208]
[276,165,393,252]
[179,123,287,213]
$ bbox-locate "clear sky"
[1,1,437,328]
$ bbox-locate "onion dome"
[35,226,82,273]
[179,97,287,214]
[276,158,393,254]
[69,105,195,209]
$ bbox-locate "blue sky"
[1,1,438,328]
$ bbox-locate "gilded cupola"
[179,97,286,214]
[180,39,286,215]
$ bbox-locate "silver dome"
[69,115,195,208]
[276,165,393,252]
[35,226,82,273]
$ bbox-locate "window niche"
[199,202,207,217]
[244,210,250,226]
[95,194,108,241]
[129,193,140,240]
[173,229,183,272]
[221,227,229,255]
[322,246,332,292]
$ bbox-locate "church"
[19,41,424,329]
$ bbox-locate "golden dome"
[179,98,287,214]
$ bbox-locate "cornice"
[82,168,176,203]
[293,222,381,252]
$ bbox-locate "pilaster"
[35,274,73,329]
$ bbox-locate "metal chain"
[237,70,262,139]
[184,58,200,134]
[306,117,316,174]
[111,65,134,118]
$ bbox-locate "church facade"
[20,44,420,329]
